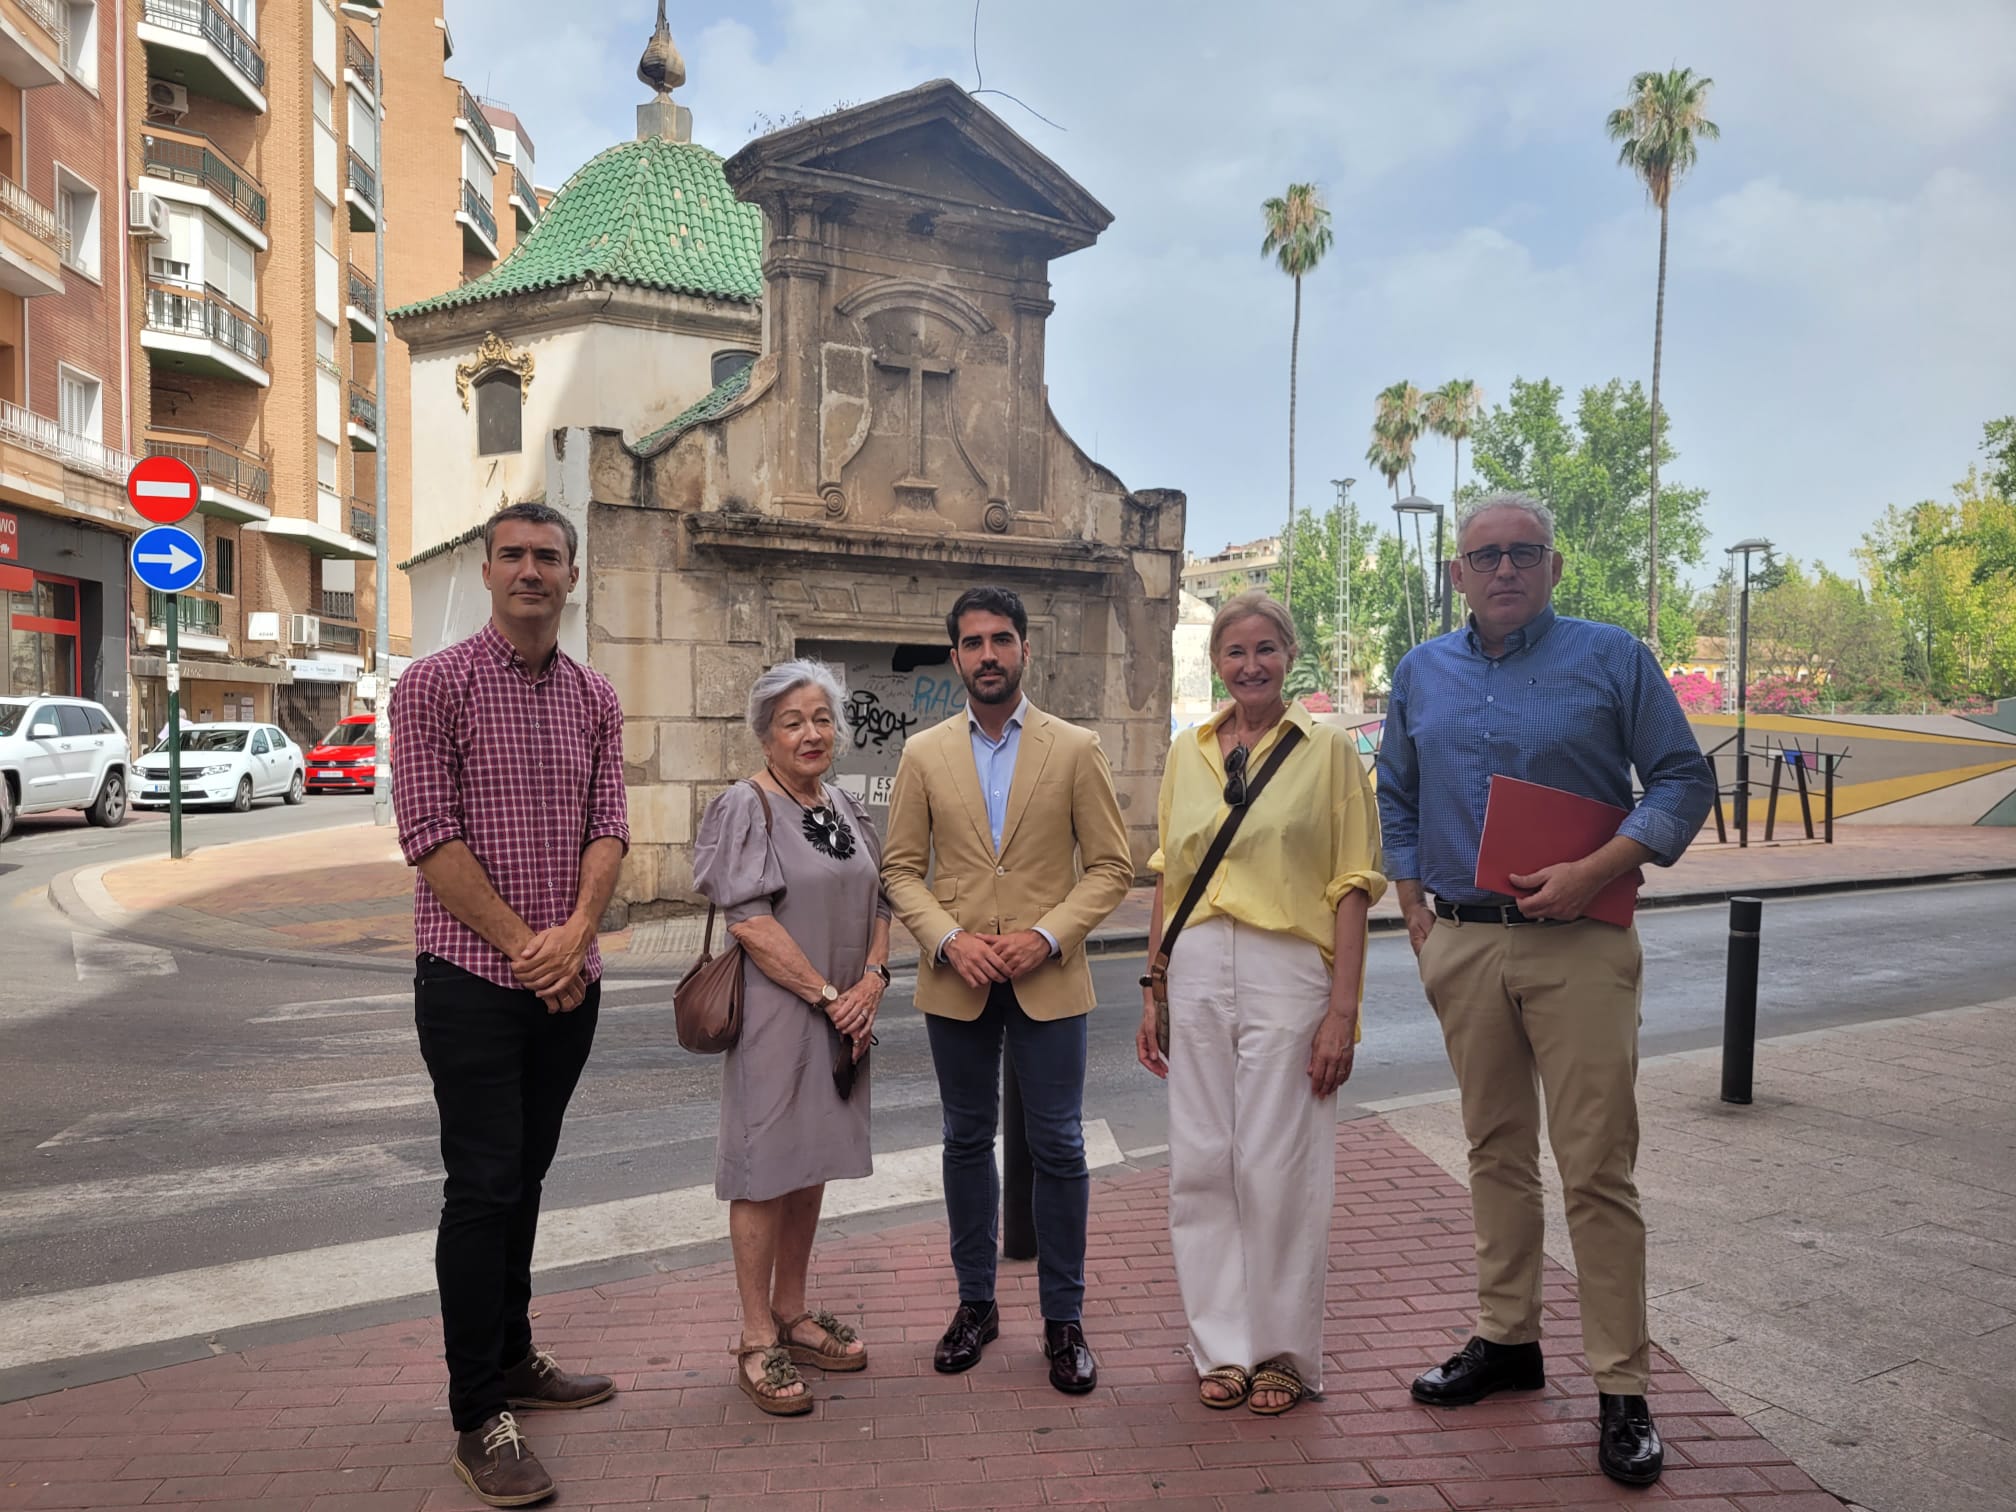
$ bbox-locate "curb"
[49,854,2016,977]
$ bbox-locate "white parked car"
[132,722,307,813]
[0,695,132,841]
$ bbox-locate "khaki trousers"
[1167,916,1337,1390]
[1417,915,1649,1393]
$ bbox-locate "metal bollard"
[1001,1057,1037,1260]
[1720,896,1764,1105]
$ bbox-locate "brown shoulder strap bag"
[674,781,774,1055]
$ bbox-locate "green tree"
[1426,378,1485,508]
[1743,561,1909,706]
[1270,495,1422,701]
[1469,376,1708,654]
[1261,184,1333,601]
[1859,470,2016,701]
[1373,380,1427,494]
[1607,66,1721,658]
[1983,416,2016,501]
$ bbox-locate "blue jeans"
[925,981,1089,1323]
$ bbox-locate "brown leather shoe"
[503,1348,616,1411]
[452,1411,554,1507]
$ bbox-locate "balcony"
[144,589,228,652]
[349,502,377,544]
[314,588,356,621]
[138,0,266,114]
[346,381,377,451]
[0,0,67,89]
[456,178,498,260]
[342,27,373,97]
[0,400,138,485]
[142,278,270,386]
[140,126,268,247]
[144,426,271,522]
[509,166,540,233]
[318,619,363,653]
[454,84,497,169]
[345,265,377,342]
[0,172,66,296]
[345,147,377,231]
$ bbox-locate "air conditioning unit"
[245,612,280,643]
[127,190,169,240]
[146,81,190,121]
[289,614,321,647]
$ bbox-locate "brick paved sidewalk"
[58,820,2016,975]
[0,1119,1840,1512]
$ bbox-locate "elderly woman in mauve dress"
[692,659,892,1418]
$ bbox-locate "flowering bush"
[1668,670,1722,714]
[1747,675,1820,714]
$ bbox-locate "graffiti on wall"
[802,640,966,816]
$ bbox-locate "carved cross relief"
[873,342,955,502]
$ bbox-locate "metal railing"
[318,620,363,653]
[511,166,539,224]
[315,589,356,620]
[343,28,374,91]
[141,127,267,227]
[345,148,377,209]
[15,0,67,46]
[456,85,497,157]
[141,0,265,90]
[349,503,377,543]
[147,591,223,635]
[347,382,377,432]
[144,426,270,503]
[346,266,377,319]
[144,279,270,369]
[0,174,69,259]
[0,400,137,483]
[458,179,497,246]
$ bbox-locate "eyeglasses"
[1224,744,1250,807]
[1461,542,1549,572]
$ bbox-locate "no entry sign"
[126,455,201,525]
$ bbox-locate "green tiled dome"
[391,135,763,318]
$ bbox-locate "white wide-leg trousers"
[1166,914,1337,1390]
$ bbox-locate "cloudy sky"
[445,0,2015,584]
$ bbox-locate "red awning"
[0,563,33,594]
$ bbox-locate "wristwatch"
[818,983,839,1005]
[869,964,892,986]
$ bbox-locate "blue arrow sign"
[131,524,206,594]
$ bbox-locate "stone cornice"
[678,511,1127,574]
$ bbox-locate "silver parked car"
[0,696,131,841]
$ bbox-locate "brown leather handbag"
[674,782,774,1055]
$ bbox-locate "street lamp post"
[1330,477,1356,712]
[1726,537,1774,847]
[1395,495,1452,635]
[341,1,392,828]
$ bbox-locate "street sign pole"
[166,600,183,861]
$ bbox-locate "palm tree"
[1608,67,1720,658]
[1425,378,1485,506]
[1261,184,1334,601]
[1365,436,1415,648]
[1373,380,1426,494]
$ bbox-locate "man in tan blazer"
[882,585,1133,1395]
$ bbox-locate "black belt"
[1433,897,1566,927]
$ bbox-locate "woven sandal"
[1248,1357,1307,1417]
[732,1343,813,1416]
[775,1308,868,1372]
[1198,1365,1251,1409]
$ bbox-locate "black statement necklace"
[767,767,857,860]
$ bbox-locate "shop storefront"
[0,506,132,733]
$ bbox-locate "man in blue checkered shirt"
[1376,492,1714,1489]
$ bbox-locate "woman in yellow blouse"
[1138,589,1385,1415]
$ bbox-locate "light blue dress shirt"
[1376,607,1716,905]
[939,696,1059,960]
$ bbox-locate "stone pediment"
[725,79,1112,253]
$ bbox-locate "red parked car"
[306,713,385,793]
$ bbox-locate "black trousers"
[413,953,599,1431]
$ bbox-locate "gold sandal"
[732,1342,813,1416]
[1198,1365,1251,1409]
[1248,1357,1307,1417]
[775,1308,867,1372]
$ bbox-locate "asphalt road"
[2,872,2012,1315]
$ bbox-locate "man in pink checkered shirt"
[390,502,628,1509]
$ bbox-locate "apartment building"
[1180,535,1283,608]
[1,0,138,727]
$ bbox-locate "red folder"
[1474,776,1640,927]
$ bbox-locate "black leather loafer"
[1598,1393,1663,1485]
[933,1301,998,1374]
[1042,1319,1098,1395]
[1410,1336,1545,1406]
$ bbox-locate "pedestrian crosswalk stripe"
[71,932,177,980]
